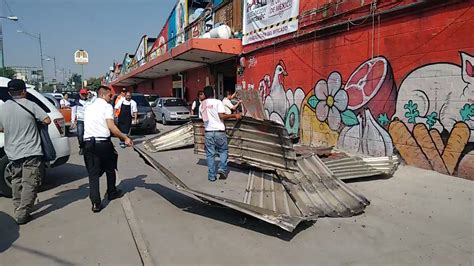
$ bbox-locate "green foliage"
[404,100,420,124]
[426,112,438,129]
[377,113,390,127]
[86,77,103,91]
[460,104,474,122]
[0,67,16,79]
[307,95,319,109]
[341,110,359,126]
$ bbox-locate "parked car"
[112,93,156,134]
[0,77,71,197]
[152,97,190,125]
[144,94,159,106]
[42,93,72,131]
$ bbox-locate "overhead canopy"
[110,38,242,87]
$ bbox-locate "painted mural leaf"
[377,113,390,127]
[460,104,474,121]
[404,100,420,124]
[341,110,359,126]
[307,95,319,109]
[426,111,438,129]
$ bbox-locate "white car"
[0,77,71,197]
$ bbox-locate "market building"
[105,0,473,180]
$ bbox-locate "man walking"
[114,91,137,148]
[83,86,133,212]
[200,86,241,181]
[0,79,51,224]
[71,88,92,155]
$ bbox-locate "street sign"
[74,49,89,64]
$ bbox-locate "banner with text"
[243,0,299,45]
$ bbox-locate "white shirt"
[199,98,225,131]
[84,98,114,139]
[114,98,138,115]
[222,97,234,115]
[71,98,93,122]
[60,98,71,107]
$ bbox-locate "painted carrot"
[389,121,432,170]
[429,128,445,154]
[442,122,470,175]
[413,124,449,174]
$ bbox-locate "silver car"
[152,97,190,125]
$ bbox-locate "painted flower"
[314,72,348,131]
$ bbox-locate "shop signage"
[74,49,89,64]
[243,0,300,45]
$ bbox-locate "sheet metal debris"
[237,89,267,120]
[323,156,399,180]
[193,117,299,172]
[143,122,194,152]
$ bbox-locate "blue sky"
[1,0,176,81]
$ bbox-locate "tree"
[87,77,103,91]
[67,73,82,91]
[0,67,16,79]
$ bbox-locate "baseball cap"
[79,88,88,95]
[7,79,26,91]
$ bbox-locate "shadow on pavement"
[10,244,74,265]
[33,183,89,219]
[39,163,88,193]
[120,175,313,241]
[0,211,19,253]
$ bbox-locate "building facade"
[106,0,473,180]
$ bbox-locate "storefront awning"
[110,38,242,87]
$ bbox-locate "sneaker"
[107,189,124,201]
[208,177,217,182]
[217,169,228,180]
[120,143,126,149]
[16,214,32,225]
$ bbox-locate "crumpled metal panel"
[323,156,399,180]
[279,155,370,218]
[236,89,267,121]
[193,117,298,172]
[143,122,194,152]
[135,146,303,232]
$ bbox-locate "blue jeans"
[205,131,228,180]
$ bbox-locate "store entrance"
[214,59,236,100]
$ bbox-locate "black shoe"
[217,170,228,180]
[107,189,123,201]
[79,148,84,155]
[16,214,32,225]
[92,203,102,213]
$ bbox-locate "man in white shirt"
[71,88,93,155]
[114,91,138,148]
[83,86,133,212]
[59,93,71,108]
[200,86,241,181]
[222,90,241,115]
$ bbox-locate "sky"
[1,0,176,81]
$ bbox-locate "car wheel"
[162,114,168,125]
[0,155,12,198]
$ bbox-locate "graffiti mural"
[250,52,473,179]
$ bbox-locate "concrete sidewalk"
[0,143,142,265]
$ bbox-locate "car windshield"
[132,95,150,106]
[164,98,186,107]
[146,95,159,102]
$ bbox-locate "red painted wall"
[184,66,213,103]
[238,2,474,179]
[134,76,173,96]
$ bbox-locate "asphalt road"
[0,122,473,265]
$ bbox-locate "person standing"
[200,86,241,181]
[83,85,133,212]
[0,79,51,224]
[60,93,71,108]
[191,90,205,117]
[114,91,138,148]
[114,88,127,117]
[222,90,241,115]
[71,88,92,155]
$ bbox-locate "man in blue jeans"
[200,86,241,181]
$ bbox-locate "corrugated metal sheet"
[323,156,399,180]
[193,117,298,172]
[237,89,266,120]
[143,122,194,152]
